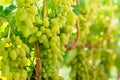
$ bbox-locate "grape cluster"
[0,35,29,80]
[16,0,38,37]
[69,50,107,80]
[34,0,76,80]
[16,0,76,79]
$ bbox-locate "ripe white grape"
[7,72,13,80]
[10,50,17,61]
[14,72,20,80]
[29,6,38,15]
[43,17,49,27]
[2,65,10,76]
[20,69,28,80]
[19,48,26,57]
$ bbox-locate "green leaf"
[4,4,16,15]
[0,6,3,11]
[71,5,80,15]
[0,6,4,14]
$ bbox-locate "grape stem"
[65,18,80,50]
[34,41,42,80]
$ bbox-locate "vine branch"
[65,20,80,50]
[33,0,49,80]
[34,41,41,80]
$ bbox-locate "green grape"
[78,14,86,22]
[14,72,20,80]
[28,35,37,43]
[35,16,42,24]
[29,13,35,23]
[51,36,58,42]
[4,38,11,42]
[22,26,30,37]
[1,64,10,76]
[0,47,5,54]
[10,49,17,61]
[57,13,62,17]
[29,27,38,35]
[15,38,23,45]
[43,73,48,79]
[51,46,60,54]
[36,31,42,37]
[43,17,49,27]
[2,51,8,60]
[43,40,49,48]
[21,44,30,53]
[50,19,58,24]
[20,69,28,80]
[60,16,66,25]
[66,11,76,26]
[19,48,26,57]
[45,28,52,37]
[10,61,19,68]
[7,72,13,80]
[62,25,70,33]
[60,33,67,44]
[2,58,9,64]
[19,11,28,21]
[16,57,21,64]
[39,34,47,43]
[0,39,6,48]
[58,55,63,62]
[51,26,60,34]
[21,57,28,66]
[50,40,56,47]
[40,26,46,33]
[24,18,34,28]
[29,6,37,15]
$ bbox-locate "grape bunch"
[69,49,107,80]
[0,35,29,80]
[32,0,76,79]
[16,0,76,79]
[16,0,38,37]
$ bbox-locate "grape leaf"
[4,4,16,15]
[71,5,80,15]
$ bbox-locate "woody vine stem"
[34,0,48,80]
